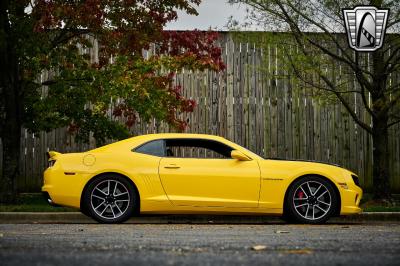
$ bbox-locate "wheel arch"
[80,172,141,216]
[283,174,341,217]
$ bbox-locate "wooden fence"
[0,32,399,192]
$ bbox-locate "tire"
[285,176,338,224]
[80,205,91,217]
[83,174,136,223]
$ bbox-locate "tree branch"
[387,119,400,128]
[387,18,400,28]
[307,39,375,92]
[272,0,375,87]
[383,45,400,73]
[278,1,365,72]
[386,81,400,93]
[381,89,400,116]
[286,48,373,134]
[318,71,373,134]
[385,55,400,75]
[50,28,92,50]
[42,77,94,86]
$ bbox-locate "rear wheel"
[83,174,135,223]
[285,176,338,224]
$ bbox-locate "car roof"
[133,133,226,141]
[90,133,227,152]
[90,133,263,160]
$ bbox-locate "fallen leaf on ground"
[275,230,290,234]
[284,249,313,255]
[251,245,267,251]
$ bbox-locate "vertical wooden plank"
[284,45,293,160]
[276,46,285,158]
[312,98,320,161]
[264,42,272,158]
[249,42,257,153]
[256,45,264,156]
[219,34,228,138]
[234,42,243,145]
[308,96,315,160]
[211,69,219,136]
[269,44,278,158]
[226,35,235,141]
[18,128,27,191]
[292,46,300,159]
[355,87,363,178]
[25,131,34,191]
[299,90,307,160]
[243,42,250,149]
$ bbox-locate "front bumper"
[340,184,363,215]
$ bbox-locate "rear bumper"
[42,191,58,206]
[42,166,91,209]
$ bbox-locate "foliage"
[3,0,224,146]
[0,0,225,202]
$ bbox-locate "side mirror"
[231,150,251,161]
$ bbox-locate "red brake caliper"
[297,190,305,210]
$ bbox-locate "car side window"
[165,139,233,159]
[134,140,165,157]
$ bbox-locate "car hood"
[260,157,356,181]
[265,157,341,167]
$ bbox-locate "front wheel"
[285,176,338,224]
[83,174,135,223]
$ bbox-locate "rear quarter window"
[133,140,165,157]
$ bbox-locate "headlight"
[351,174,360,187]
[48,159,56,168]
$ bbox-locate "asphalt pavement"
[0,223,399,266]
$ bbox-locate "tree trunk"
[0,0,21,203]
[0,83,21,203]
[371,115,391,200]
[370,34,392,201]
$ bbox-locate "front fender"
[257,160,346,209]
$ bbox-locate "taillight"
[46,151,59,168]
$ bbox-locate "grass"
[0,193,76,212]
[0,193,399,212]
[362,206,400,212]
[360,193,400,212]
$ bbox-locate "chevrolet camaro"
[42,133,362,223]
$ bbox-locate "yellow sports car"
[42,133,362,224]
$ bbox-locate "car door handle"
[164,164,180,169]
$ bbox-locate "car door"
[158,138,261,208]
